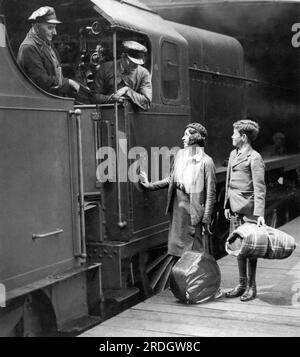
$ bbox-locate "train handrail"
[189,66,295,91]
[113,30,127,229]
[70,109,87,260]
[32,229,63,240]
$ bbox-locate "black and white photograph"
[1,0,300,343]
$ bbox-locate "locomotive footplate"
[5,263,102,303]
[2,263,103,336]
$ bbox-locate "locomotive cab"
[3,1,152,104]
[64,0,191,299]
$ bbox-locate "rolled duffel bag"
[264,225,297,259]
[169,251,221,304]
[226,223,296,259]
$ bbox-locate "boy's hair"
[233,119,260,143]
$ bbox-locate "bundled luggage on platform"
[170,251,221,304]
[225,222,297,259]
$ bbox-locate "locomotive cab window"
[161,41,181,103]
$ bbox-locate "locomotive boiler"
[0,0,299,336]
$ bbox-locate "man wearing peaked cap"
[28,6,62,24]
[17,6,80,96]
[122,40,147,65]
[92,40,152,110]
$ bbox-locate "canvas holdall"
[170,251,221,304]
[225,222,296,259]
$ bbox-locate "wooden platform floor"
[80,217,300,337]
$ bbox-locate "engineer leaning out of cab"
[90,40,152,110]
[17,6,80,96]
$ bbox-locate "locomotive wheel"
[136,245,177,297]
[17,292,57,337]
[147,253,176,293]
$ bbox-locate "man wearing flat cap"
[92,40,152,110]
[17,6,80,96]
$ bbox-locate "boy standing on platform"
[224,119,266,301]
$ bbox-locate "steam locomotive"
[1,0,299,336]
